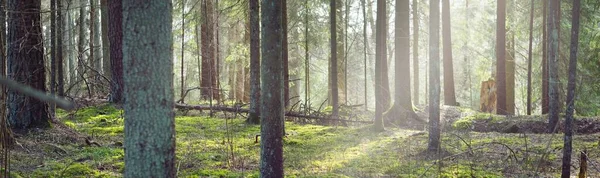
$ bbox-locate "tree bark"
[201,0,219,101]
[180,0,186,103]
[123,0,175,176]
[108,0,123,103]
[427,0,440,152]
[89,0,96,96]
[78,0,86,91]
[373,0,386,132]
[542,0,549,114]
[259,0,284,176]
[506,33,515,115]
[51,0,57,114]
[495,0,507,115]
[100,0,110,80]
[442,0,456,106]
[526,0,534,115]
[7,0,50,129]
[361,0,368,110]
[57,0,64,96]
[561,0,579,177]
[247,0,260,124]
[412,0,419,106]
[547,0,560,133]
[283,0,289,107]
[330,0,339,118]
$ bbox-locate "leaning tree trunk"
[561,0,580,176]
[108,0,123,103]
[259,0,284,176]
[122,0,175,177]
[7,0,50,129]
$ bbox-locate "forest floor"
[5,103,600,177]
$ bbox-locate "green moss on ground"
[8,104,600,177]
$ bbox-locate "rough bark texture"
[283,0,289,107]
[100,0,110,80]
[335,0,346,105]
[526,0,534,115]
[89,0,96,95]
[562,0,579,176]
[542,0,548,114]
[495,0,507,115]
[412,0,419,106]
[7,0,50,129]
[373,0,386,132]
[77,0,85,86]
[108,0,123,103]
[122,1,175,177]
[427,0,441,152]
[201,0,219,101]
[330,0,339,117]
[67,0,75,86]
[247,0,260,124]
[259,0,284,176]
[442,0,456,106]
[547,0,560,133]
[51,0,57,113]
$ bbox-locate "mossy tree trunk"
[122,0,175,177]
[7,0,50,129]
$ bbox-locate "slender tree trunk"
[542,0,549,114]
[122,1,175,176]
[51,0,57,114]
[330,0,339,118]
[526,0,534,115]
[442,0,456,106]
[67,0,75,87]
[78,0,86,94]
[427,0,440,152]
[412,0,419,106]
[361,0,369,110]
[283,0,289,107]
[304,0,310,110]
[180,0,186,103]
[108,0,123,103]
[259,0,284,176]
[247,0,260,124]
[496,0,507,115]
[57,0,64,96]
[335,0,346,105]
[373,0,386,132]
[100,0,110,80]
[89,0,96,96]
[7,0,50,129]
[547,0,560,132]
[506,33,515,115]
[561,0,579,176]
[344,0,349,105]
[0,0,9,175]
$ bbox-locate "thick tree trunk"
[495,0,507,115]
[330,0,339,118]
[336,0,346,105]
[547,0,560,132]
[385,0,413,124]
[247,0,260,124]
[526,0,534,115]
[412,0,419,106]
[108,0,123,103]
[561,0,579,176]
[442,0,456,106]
[122,1,175,176]
[259,0,284,176]
[7,0,50,129]
[200,0,219,101]
[373,0,386,132]
[506,33,515,115]
[427,0,441,152]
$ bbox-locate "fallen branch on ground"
[174,103,373,124]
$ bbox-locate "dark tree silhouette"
[247,0,260,124]
[108,0,123,103]
[330,0,339,118]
